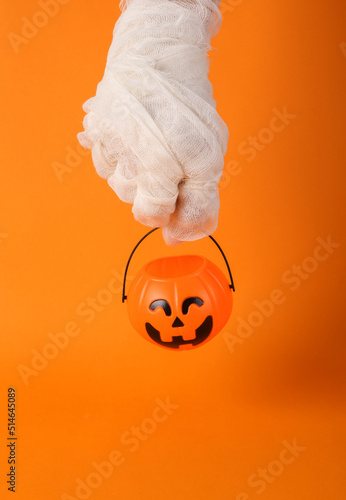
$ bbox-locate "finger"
[132,172,179,228]
[162,180,220,246]
[77,115,114,180]
[91,141,116,180]
[107,157,137,204]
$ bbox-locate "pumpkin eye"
[149,299,172,316]
[182,297,204,315]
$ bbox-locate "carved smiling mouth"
[145,315,213,349]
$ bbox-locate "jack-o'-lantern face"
[145,297,213,349]
[127,255,233,351]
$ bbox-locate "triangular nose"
[172,317,184,328]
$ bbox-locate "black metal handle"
[122,228,235,302]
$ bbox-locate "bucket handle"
[122,228,235,303]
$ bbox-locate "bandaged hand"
[78,0,228,246]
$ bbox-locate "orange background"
[1,0,346,498]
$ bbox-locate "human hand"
[78,0,228,246]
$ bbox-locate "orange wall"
[1,1,345,499]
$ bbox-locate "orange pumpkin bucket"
[122,228,235,351]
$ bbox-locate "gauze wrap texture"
[77,0,228,245]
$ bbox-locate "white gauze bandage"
[77,0,228,245]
